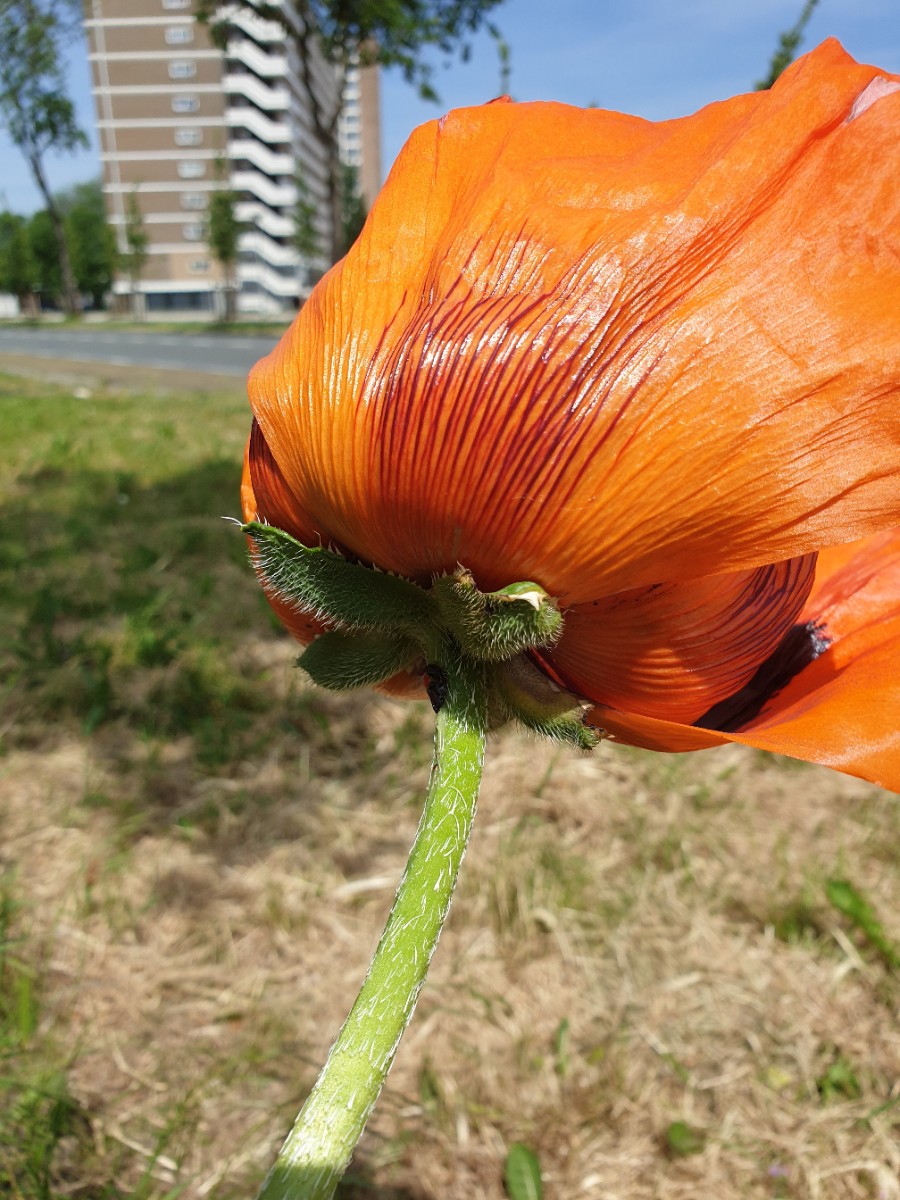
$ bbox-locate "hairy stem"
[257,650,487,1200]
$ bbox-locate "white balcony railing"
[239,229,300,269]
[228,138,293,177]
[229,37,288,79]
[231,168,296,207]
[235,200,295,238]
[225,104,290,143]
[224,71,289,112]
[237,259,301,298]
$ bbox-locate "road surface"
[0,327,279,378]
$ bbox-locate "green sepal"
[243,522,439,638]
[300,631,421,691]
[493,655,603,750]
[432,569,563,661]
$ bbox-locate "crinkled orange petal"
[590,531,900,789]
[546,553,816,724]
[724,528,900,788]
[249,41,900,604]
[801,527,900,631]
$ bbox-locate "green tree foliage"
[207,182,242,321]
[196,0,506,264]
[121,190,149,319]
[0,0,87,314]
[0,183,114,313]
[756,0,821,90]
[0,212,37,311]
[294,169,321,262]
[27,209,62,304]
[57,180,116,310]
[340,162,366,252]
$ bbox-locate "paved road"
[0,327,279,377]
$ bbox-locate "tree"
[0,0,87,315]
[27,208,62,305]
[340,162,366,252]
[57,180,116,310]
[196,0,506,265]
[121,189,149,319]
[0,182,115,313]
[0,212,37,313]
[208,182,242,321]
[756,0,821,90]
[294,168,321,262]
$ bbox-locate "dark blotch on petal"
[695,620,832,733]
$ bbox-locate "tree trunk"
[29,150,81,316]
[130,283,144,321]
[292,23,345,265]
[18,289,38,316]
[325,134,343,264]
[225,270,237,321]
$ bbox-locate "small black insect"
[423,664,449,713]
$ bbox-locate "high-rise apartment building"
[84,0,380,315]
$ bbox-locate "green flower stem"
[257,649,488,1200]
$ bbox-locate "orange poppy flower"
[242,40,900,790]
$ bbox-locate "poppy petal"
[241,427,325,646]
[590,532,900,789]
[242,419,322,545]
[724,529,900,788]
[588,705,729,753]
[249,41,900,604]
[547,553,816,724]
[243,426,427,697]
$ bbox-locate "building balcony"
[225,105,290,143]
[228,37,288,79]
[227,138,293,177]
[235,200,295,238]
[223,71,289,112]
[238,229,301,268]
[231,168,296,207]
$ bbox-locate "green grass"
[2,317,291,338]
[0,880,93,1200]
[0,372,421,1198]
[0,374,274,1195]
[0,374,281,767]
[826,878,900,969]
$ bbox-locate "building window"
[183,224,205,241]
[174,128,202,147]
[165,25,193,44]
[178,160,205,179]
[172,95,199,113]
[162,0,190,8]
[168,60,196,80]
[189,259,210,272]
[181,192,208,210]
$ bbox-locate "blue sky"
[2,0,898,214]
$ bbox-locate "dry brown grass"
[3,653,898,1200]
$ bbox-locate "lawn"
[5,317,293,338]
[0,372,898,1200]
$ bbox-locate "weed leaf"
[826,878,900,969]
[504,1142,543,1200]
